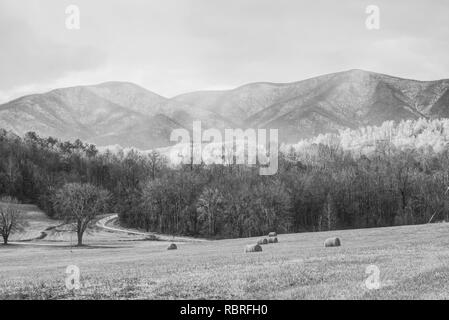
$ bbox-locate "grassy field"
[2,205,449,300]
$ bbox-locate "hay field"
[2,205,449,300]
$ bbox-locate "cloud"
[0,3,106,99]
[0,0,448,102]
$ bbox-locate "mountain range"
[1,69,449,150]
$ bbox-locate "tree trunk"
[2,234,8,245]
[77,231,83,246]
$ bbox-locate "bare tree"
[197,188,224,235]
[148,151,166,180]
[54,183,109,246]
[0,196,27,245]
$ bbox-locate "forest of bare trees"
[1,118,449,239]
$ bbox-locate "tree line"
[1,118,449,240]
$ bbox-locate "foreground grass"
[1,222,449,299]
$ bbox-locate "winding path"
[96,214,149,236]
[6,213,206,246]
[96,214,208,242]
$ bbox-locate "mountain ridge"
[1,70,448,149]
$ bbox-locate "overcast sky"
[0,0,448,103]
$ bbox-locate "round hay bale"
[268,237,275,244]
[263,238,268,244]
[324,237,341,247]
[167,243,177,250]
[268,232,277,237]
[244,244,263,253]
[273,237,278,243]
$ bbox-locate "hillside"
[2,210,449,299]
[0,83,184,149]
[1,70,449,149]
